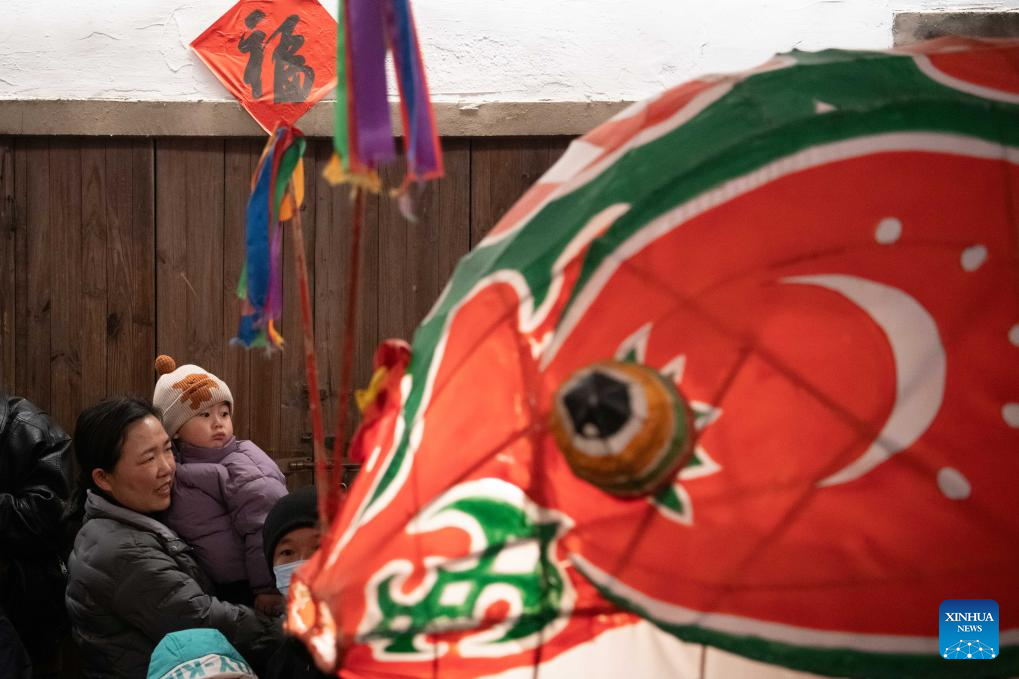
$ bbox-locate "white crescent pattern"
[783,275,947,487]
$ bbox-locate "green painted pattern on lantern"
[652,401,721,521]
[651,444,705,520]
[362,46,1019,532]
[653,483,687,517]
[364,495,567,655]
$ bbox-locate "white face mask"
[273,559,306,598]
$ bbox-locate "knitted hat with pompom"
[152,354,233,438]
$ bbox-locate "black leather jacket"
[0,393,72,657]
[0,393,71,556]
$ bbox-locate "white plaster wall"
[0,0,1016,103]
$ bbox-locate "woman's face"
[93,415,176,513]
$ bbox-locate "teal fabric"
[147,629,254,679]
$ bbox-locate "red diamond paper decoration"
[192,0,337,133]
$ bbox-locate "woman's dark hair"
[67,396,162,517]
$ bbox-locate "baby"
[153,355,288,615]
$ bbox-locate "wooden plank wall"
[0,136,569,460]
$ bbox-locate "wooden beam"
[0,100,629,138]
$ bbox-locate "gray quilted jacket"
[66,491,277,678]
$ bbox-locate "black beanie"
[262,486,319,570]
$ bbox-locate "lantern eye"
[550,361,693,498]
[562,371,632,440]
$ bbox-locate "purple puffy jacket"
[163,437,287,593]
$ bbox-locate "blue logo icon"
[940,599,998,659]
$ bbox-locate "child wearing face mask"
[152,354,289,616]
[260,487,331,679]
[261,487,320,600]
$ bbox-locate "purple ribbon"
[348,0,396,166]
[386,0,439,177]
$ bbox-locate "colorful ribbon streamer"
[235,125,307,349]
[324,0,443,189]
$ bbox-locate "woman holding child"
[65,393,281,678]
[151,355,288,614]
